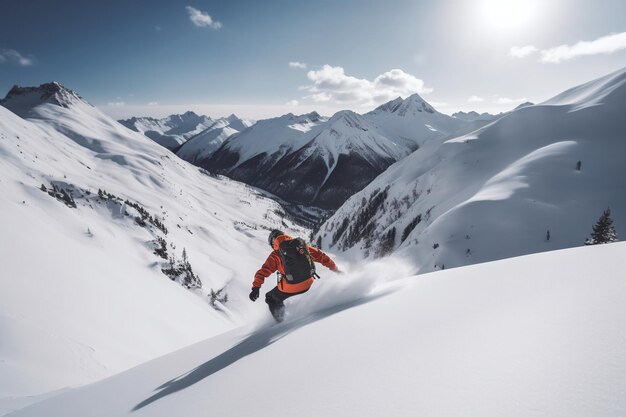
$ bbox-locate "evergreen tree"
[585,208,619,245]
[401,214,422,242]
[378,227,396,257]
[209,288,228,309]
[153,236,168,259]
[180,248,201,289]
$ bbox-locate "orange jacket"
[253,234,338,293]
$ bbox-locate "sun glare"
[477,0,538,34]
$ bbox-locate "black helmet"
[268,229,284,247]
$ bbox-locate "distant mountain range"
[452,110,501,122]
[177,94,477,211]
[118,112,254,151]
[117,95,537,215]
[452,102,534,123]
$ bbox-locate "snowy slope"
[118,111,218,150]
[10,243,626,417]
[0,83,305,413]
[187,98,474,211]
[316,67,626,272]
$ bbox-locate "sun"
[477,0,539,34]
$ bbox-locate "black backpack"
[277,238,316,284]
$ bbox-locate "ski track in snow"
[132,259,411,412]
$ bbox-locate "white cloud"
[468,95,484,103]
[148,102,158,106]
[289,61,307,69]
[540,32,626,63]
[512,32,626,63]
[509,45,538,58]
[107,101,125,106]
[303,65,432,106]
[286,100,299,106]
[429,101,448,108]
[0,49,35,66]
[495,97,528,104]
[185,6,222,30]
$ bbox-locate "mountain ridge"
[180,95,474,211]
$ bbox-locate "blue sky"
[1,0,626,119]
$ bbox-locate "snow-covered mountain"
[118,111,235,150]
[176,115,254,163]
[366,93,469,143]
[182,96,473,211]
[199,110,406,210]
[9,242,626,417]
[0,82,305,413]
[314,67,626,273]
[0,82,86,114]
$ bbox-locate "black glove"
[249,287,260,302]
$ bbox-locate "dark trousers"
[265,286,309,322]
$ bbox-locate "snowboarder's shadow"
[132,289,392,412]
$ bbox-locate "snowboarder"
[249,229,340,322]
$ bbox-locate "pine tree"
[154,236,168,259]
[378,227,396,257]
[209,288,228,309]
[585,208,619,245]
[180,248,201,289]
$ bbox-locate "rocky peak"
[372,97,404,113]
[370,94,435,116]
[1,81,85,110]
